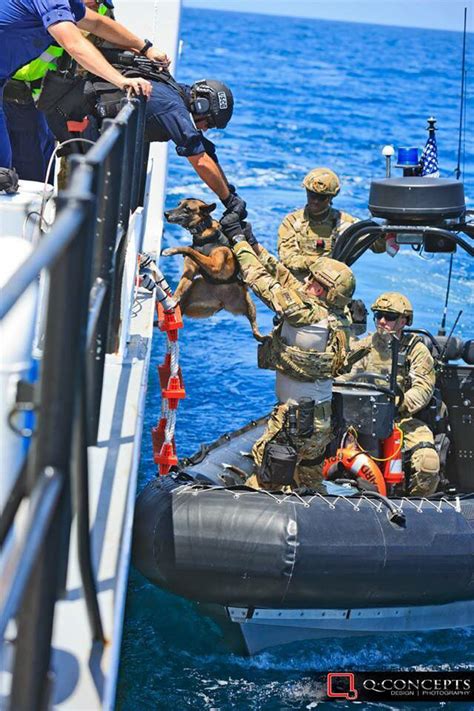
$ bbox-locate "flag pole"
[439,8,468,335]
[455,7,468,180]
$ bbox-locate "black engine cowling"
[368,177,465,224]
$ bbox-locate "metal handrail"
[0,467,62,639]
[333,221,474,264]
[1,94,148,711]
[0,202,85,320]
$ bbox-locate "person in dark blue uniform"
[1,0,114,183]
[144,77,246,216]
[2,84,56,184]
[0,0,168,168]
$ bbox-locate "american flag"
[419,133,439,177]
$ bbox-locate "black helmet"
[190,79,234,129]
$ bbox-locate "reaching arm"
[256,246,301,289]
[233,242,308,319]
[77,8,169,65]
[187,152,231,200]
[48,20,152,94]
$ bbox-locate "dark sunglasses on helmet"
[374,310,399,322]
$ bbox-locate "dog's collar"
[188,220,229,247]
[189,215,212,235]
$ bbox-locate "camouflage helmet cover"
[302,167,341,196]
[307,257,355,307]
[371,292,413,325]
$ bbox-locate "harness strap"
[405,440,438,456]
[398,332,423,387]
[400,332,423,354]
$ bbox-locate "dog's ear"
[203,202,217,214]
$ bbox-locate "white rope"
[164,407,176,443]
[169,341,179,377]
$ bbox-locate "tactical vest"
[285,207,342,257]
[258,312,349,382]
[398,333,423,391]
[193,231,239,285]
[366,332,423,392]
[12,44,65,100]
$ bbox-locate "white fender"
[0,237,39,509]
[0,179,54,242]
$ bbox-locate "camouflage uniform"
[278,168,358,279]
[278,206,359,279]
[233,242,354,489]
[345,293,440,496]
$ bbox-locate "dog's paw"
[161,247,179,257]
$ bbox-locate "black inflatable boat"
[133,174,474,654]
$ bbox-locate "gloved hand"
[241,221,258,246]
[395,392,405,411]
[220,211,246,244]
[222,189,247,220]
[0,167,19,194]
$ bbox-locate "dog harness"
[191,228,240,285]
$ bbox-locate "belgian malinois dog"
[162,198,263,341]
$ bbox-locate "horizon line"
[183,3,471,35]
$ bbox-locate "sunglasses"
[307,193,331,202]
[374,310,399,322]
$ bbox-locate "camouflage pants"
[248,400,332,490]
[399,416,440,496]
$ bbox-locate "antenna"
[439,310,463,362]
[438,252,453,336]
[439,8,468,335]
[455,7,468,180]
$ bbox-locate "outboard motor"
[329,338,408,496]
[332,384,395,459]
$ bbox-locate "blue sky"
[183,0,472,33]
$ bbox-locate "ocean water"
[116,8,474,709]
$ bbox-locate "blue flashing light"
[396,147,419,167]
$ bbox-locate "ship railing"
[0,95,147,710]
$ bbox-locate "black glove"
[242,221,258,246]
[220,211,246,243]
[222,189,247,219]
[0,167,19,194]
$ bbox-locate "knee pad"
[411,446,440,476]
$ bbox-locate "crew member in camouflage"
[343,292,440,496]
[277,167,361,279]
[220,212,355,490]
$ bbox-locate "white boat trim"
[0,2,182,709]
[227,600,474,654]
[50,3,183,707]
